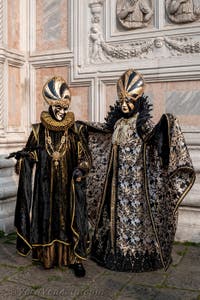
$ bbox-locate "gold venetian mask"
[42,76,71,107]
[42,76,71,121]
[117,69,145,113]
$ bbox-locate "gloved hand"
[6,149,30,160]
[136,95,152,139]
[72,168,84,182]
[136,96,152,128]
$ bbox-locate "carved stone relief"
[89,0,104,23]
[116,0,153,29]
[101,39,154,60]
[90,24,105,63]
[89,0,154,62]
[164,36,200,54]
[89,0,200,63]
[89,1,105,63]
[89,28,200,63]
[89,24,154,62]
[166,0,200,24]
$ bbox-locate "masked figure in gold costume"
[88,69,195,272]
[9,77,91,277]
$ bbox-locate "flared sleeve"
[14,125,39,255]
[75,121,113,228]
[163,114,196,213]
[70,123,92,260]
[144,113,195,269]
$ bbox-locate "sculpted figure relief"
[117,0,153,29]
[166,0,200,23]
[90,24,105,63]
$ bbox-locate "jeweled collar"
[40,111,75,131]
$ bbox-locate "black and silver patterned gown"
[89,113,195,272]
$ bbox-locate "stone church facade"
[0,0,200,242]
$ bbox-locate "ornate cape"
[84,113,195,272]
[14,112,91,268]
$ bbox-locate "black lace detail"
[136,95,153,138]
[91,240,164,272]
[150,114,170,168]
[104,100,123,130]
[105,95,152,131]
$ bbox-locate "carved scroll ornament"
[164,36,200,54]
[89,24,154,62]
[89,31,200,63]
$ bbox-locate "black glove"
[72,168,84,181]
[7,145,41,160]
[151,115,170,168]
[136,95,152,139]
[6,149,30,160]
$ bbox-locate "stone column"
[0,155,18,233]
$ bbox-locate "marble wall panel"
[8,66,21,128]
[166,91,200,115]
[36,0,68,51]
[0,1,3,44]
[165,81,200,127]
[145,82,165,124]
[35,66,68,122]
[105,84,117,114]
[7,0,20,50]
[70,87,89,121]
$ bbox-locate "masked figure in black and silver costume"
[9,76,92,277]
[87,69,195,272]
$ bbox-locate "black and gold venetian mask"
[42,76,71,121]
[117,69,145,114]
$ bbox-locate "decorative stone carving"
[154,38,165,48]
[116,0,153,29]
[88,0,200,63]
[89,24,154,62]
[166,0,200,24]
[89,1,105,63]
[90,24,105,63]
[164,36,200,54]
[89,0,154,62]
[89,32,200,63]
[89,0,104,24]
[101,39,154,60]
[154,36,200,56]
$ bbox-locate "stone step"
[0,180,18,201]
[176,206,200,242]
